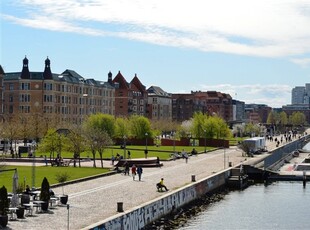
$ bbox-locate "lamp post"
[31,146,36,190]
[224,147,226,169]
[204,129,207,153]
[172,131,175,153]
[123,135,126,159]
[145,132,148,159]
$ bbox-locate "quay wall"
[85,170,231,230]
[264,136,308,170]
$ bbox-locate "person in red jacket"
[131,164,137,180]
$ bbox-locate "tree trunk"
[92,149,96,167]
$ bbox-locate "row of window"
[7,83,114,98]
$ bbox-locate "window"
[44,83,53,90]
[20,83,30,90]
[20,94,31,102]
[19,106,30,113]
[44,95,53,102]
[9,105,13,113]
[9,83,14,91]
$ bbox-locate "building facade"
[146,86,172,120]
[244,104,272,123]
[172,91,233,122]
[110,71,148,117]
[232,99,245,122]
[0,65,4,115]
[3,57,115,125]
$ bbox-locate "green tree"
[244,123,261,137]
[192,112,207,138]
[214,116,231,139]
[114,117,130,138]
[129,115,152,139]
[267,111,277,124]
[86,114,115,137]
[191,112,231,139]
[37,128,61,161]
[289,112,306,127]
[279,111,288,126]
[83,119,114,168]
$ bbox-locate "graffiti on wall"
[91,173,227,230]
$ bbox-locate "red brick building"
[172,91,233,122]
[109,71,148,117]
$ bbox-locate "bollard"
[117,202,124,212]
[303,171,306,188]
[191,175,196,182]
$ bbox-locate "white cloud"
[3,0,310,58]
[290,58,310,67]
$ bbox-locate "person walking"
[124,161,130,175]
[127,150,131,159]
[182,149,189,163]
[137,166,143,181]
[131,164,137,180]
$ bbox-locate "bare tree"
[65,124,86,167]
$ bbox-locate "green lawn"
[32,145,215,160]
[0,165,109,193]
[1,144,218,192]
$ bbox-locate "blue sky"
[2,0,310,108]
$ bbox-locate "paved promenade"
[5,137,292,230]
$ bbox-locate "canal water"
[179,142,310,229]
[179,182,310,229]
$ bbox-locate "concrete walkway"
[5,135,300,230]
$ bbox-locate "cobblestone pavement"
[5,135,299,230]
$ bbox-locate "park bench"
[51,159,73,167]
[114,157,163,169]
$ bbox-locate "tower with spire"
[43,56,53,79]
[21,56,30,79]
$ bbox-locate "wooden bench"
[51,159,72,167]
[62,159,73,166]
[114,157,163,168]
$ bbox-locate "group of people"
[112,150,170,192]
[54,154,63,166]
[112,151,132,165]
[123,162,143,181]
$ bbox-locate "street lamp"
[223,147,226,169]
[123,135,126,159]
[172,131,175,153]
[204,129,207,153]
[31,145,36,190]
[145,132,148,159]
